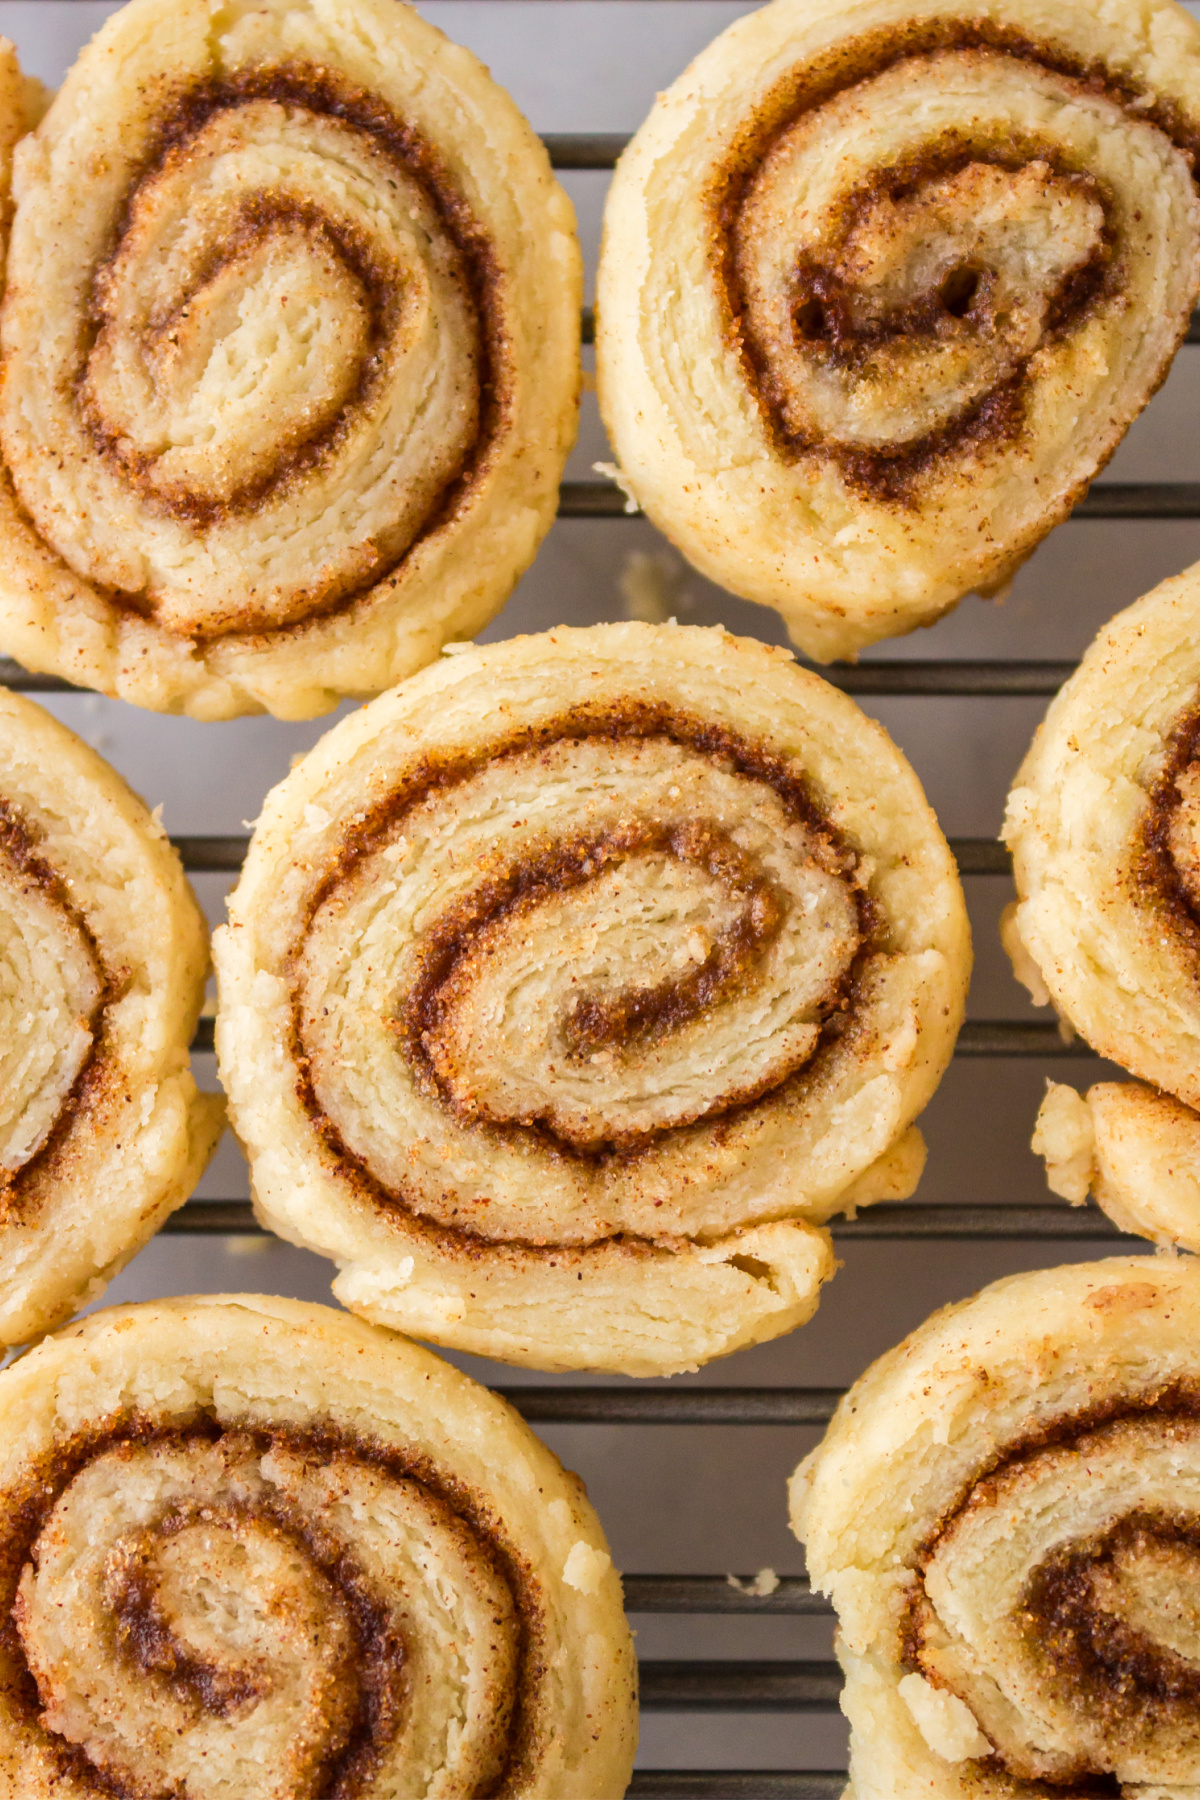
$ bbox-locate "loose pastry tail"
[1036,1079,1200,1251]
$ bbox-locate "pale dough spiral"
[0,0,580,718]
[0,1294,636,1798]
[1004,560,1200,1254]
[597,0,1200,662]
[0,686,221,1345]
[793,1257,1200,1799]
[214,622,970,1376]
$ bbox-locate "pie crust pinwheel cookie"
[0,686,222,1345]
[214,621,970,1375]
[793,1256,1200,1798]
[1004,560,1200,1253]
[597,0,1200,662]
[0,1294,637,1798]
[0,0,580,719]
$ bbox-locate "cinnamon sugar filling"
[0,797,114,1222]
[901,1388,1200,1791]
[711,22,1198,504]
[287,705,879,1245]
[1135,705,1200,964]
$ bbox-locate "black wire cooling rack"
[5,65,1188,1797]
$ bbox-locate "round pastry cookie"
[214,621,971,1375]
[1004,560,1200,1252]
[0,0,581,720]
[0,1293,637,1799]
[792,1256,1200,1798]
[0,686,222,1346]
[596,0,1200,663]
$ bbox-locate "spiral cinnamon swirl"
[0,0,580,720]
[0,1293,637,1798]
[213,621,970,1375]
[597,0,1200,663]
[1004,560,1200,1252]
[0,687,221,1346]
[792,1256,1200,1798]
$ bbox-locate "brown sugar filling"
[406,816,800,1153]
[711,21,1197,505]
[1025,1515,1200,1711]
[1134,703,1200,963]
[288,702,878,1247]
[67,63,507,641]
[0,797,115,1226]
[84,194,407,531]
[0,1415,541,1799]
[900,1385,1200,1793]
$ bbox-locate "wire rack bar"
[0,656,1082,700]
[0,831,1029,874]
[625,1576,825,1615]
[508,1390,845,1425]
[950,839,1007,875]
[543,131,630,167]
[177,834,1015,874]
[171,836,250,872]
[833,1202,1118,1240]
[3,293,1166,350]
[629,1779,842,1800]
[957,1020,1093,1056]
[0,832,1014,875]
[1074,483,1200,517]
[167,1198,1123,1241]
[640,1662,841,1712]
[560,478,1200,519]
[816,661,1075,695]
[188,1015,1087,1057]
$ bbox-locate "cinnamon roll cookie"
[214,622,970,1375]
[0,688,221,1346]
[1004,561,1200,1252]
[0,1294,637,1798]
[597,0,1200,662]
[792,1256,1200,1798]
[0,0,580,719]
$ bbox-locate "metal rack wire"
[8,108,1167,1800]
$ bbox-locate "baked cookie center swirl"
[4,1423,527,1800]
[292,713,871,1243]
[4,65,500,641]
[0,800,106,1199]
[722,35,1193,501]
